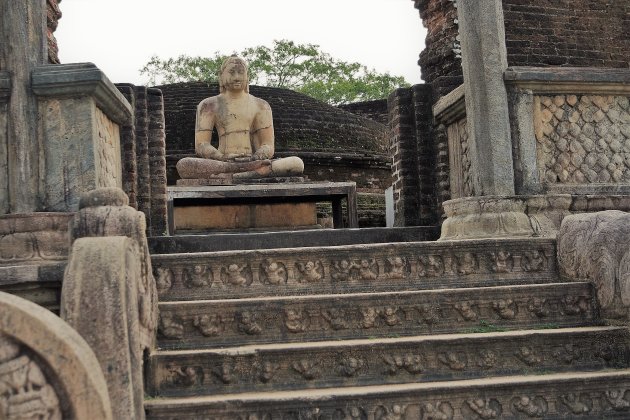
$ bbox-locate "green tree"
[140,40,410,105]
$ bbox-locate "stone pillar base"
[440,194,630,240]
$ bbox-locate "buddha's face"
[222,61,247,91]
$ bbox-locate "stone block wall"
[116,84,168,237]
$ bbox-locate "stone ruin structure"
[1,0,630,418]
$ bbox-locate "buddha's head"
[219,55,249,94]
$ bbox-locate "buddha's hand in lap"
[252,149,272,161]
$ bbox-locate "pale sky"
[55,0,427,86]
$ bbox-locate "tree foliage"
[140,40,410,105]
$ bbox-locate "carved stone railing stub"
[558,210,630,321]
[0,291,112,419]
[61,187,157,420]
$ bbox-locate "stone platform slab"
[167,182,358,234]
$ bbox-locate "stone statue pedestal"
[167,182,358,234]
[176,176,305,186]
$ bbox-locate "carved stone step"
[152,238,557,301]
[157,282,598,350]
[148,327,630,398]
[145,369,630,419]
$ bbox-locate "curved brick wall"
[157,82,388,155]
[338,99,389,125]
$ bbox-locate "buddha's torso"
[215,94,258,156]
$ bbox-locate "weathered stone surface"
[0,1,46,213]
[535,94,630,185]
[156,282,597,350]
[152,238,557,301]
[30,63,132,211]
[62,187,158,420]
[0,291,112,419]
[78,186,129,208]
[0,72,9,215]
[558,210,630,320]
[441,196,538,240]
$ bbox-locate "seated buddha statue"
[176,55,304,181]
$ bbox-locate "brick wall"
[115,84,169,237]
[47,0,62,64]
[503,0,630,68]
[388,86,437,226]
[414,0,463,100]
[414,0,629,104]
[338,99,389,125]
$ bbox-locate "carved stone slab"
[150,326,628,397]
[157,282,596,350]
[152,238,557,301]
[0,291,112,419]
[145,370,630,419]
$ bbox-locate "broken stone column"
[62,187,158,420]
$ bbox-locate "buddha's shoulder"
[248,94,271,111]
[197,95,220,112]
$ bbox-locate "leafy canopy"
[140,40,410,105]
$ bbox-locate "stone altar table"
[167,181,358,234]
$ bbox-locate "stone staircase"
[144,230,630,419]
